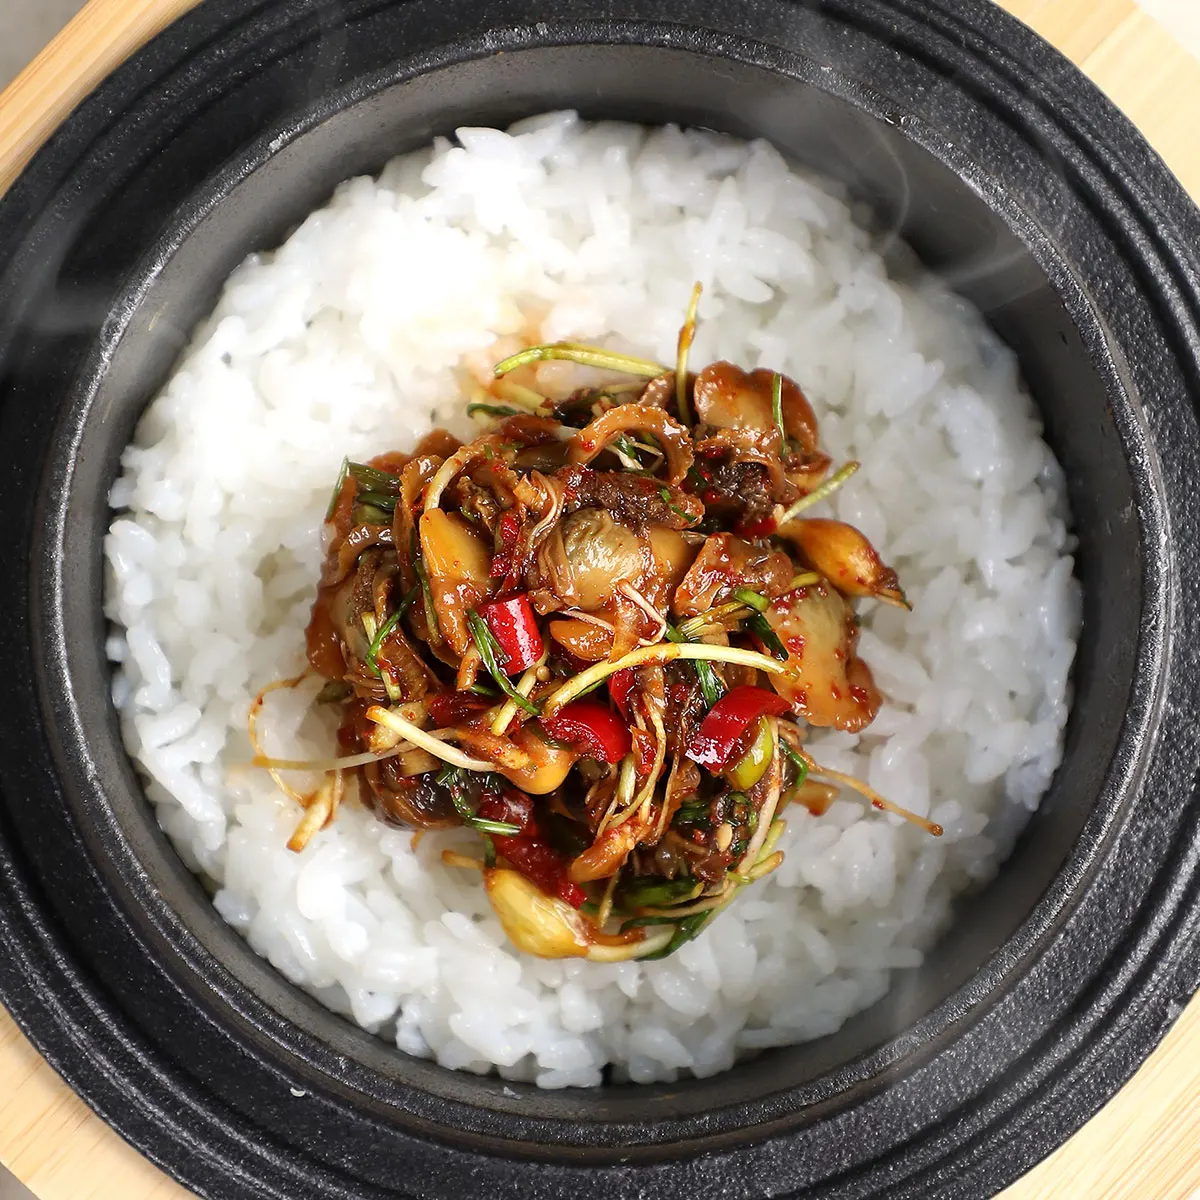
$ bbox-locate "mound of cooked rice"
[103,112,1079,1087]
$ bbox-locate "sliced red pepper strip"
[478,593,544,674]
[686,684,789,771]
[478,792,586,908]
[540,700,632,764]
[608,668,636,720]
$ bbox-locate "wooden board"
[0,0,1197,1196]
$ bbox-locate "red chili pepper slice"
[686,685,789,771]
[608,668,636,720]
[477,792,586,908]
[540,700,632,764]
[478,593,544,674]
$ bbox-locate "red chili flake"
[850,685,872,708]
[785,635,806,656]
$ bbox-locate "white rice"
[103,112,1080,1087]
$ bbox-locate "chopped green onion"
[472,817,524,837]
[413,556,441,643]
[642,908,717,960]
[325,457,350,519]
[482,836,497,867]
[467,610,541,717]
[778,461,861,525]
[731,587,768,613]
[315,679,352,705]
[354,503,393,526]
[466,681,501,698]
[365,588,418,674]
[493,342,667,379]
[619,914,681,932]
[748,612,789,661]
[436,765,522,836]
[779,737,809,785]
[621,876,701,908]
[347,461,401,492]
[354,490,398,513]
[674,798,710,826]
[665,624,725,708]
[657,485,697,525]
[612,435,646,472]
[466,402,522,419]
[771,372,786,445]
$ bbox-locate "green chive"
[493,342,666,379]
[731,587,768,613]
[620,876,699,908]
[413,556,440,641]
[347,461,401,493]
[666,624,725,708]
[471,817,522,837]
[771,372,786,444]
[619,915,681,932]
[365,588,418,675]
[467,402,522,419]
[325,457,350,520]
[777,461,861,525]
[642,910,716,960]
[748,612,788,661]
[779,738,809,785]
[437,765,521,836]
[467,610,540,716]
[354,491,398,517]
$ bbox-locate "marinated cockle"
[253,288,942,962]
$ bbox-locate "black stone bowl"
[1,1,1199,1197]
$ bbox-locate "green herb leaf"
[467,610,540,716]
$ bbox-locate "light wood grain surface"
[0,0,1197,1197]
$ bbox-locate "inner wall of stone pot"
[77,44,1132,1118]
